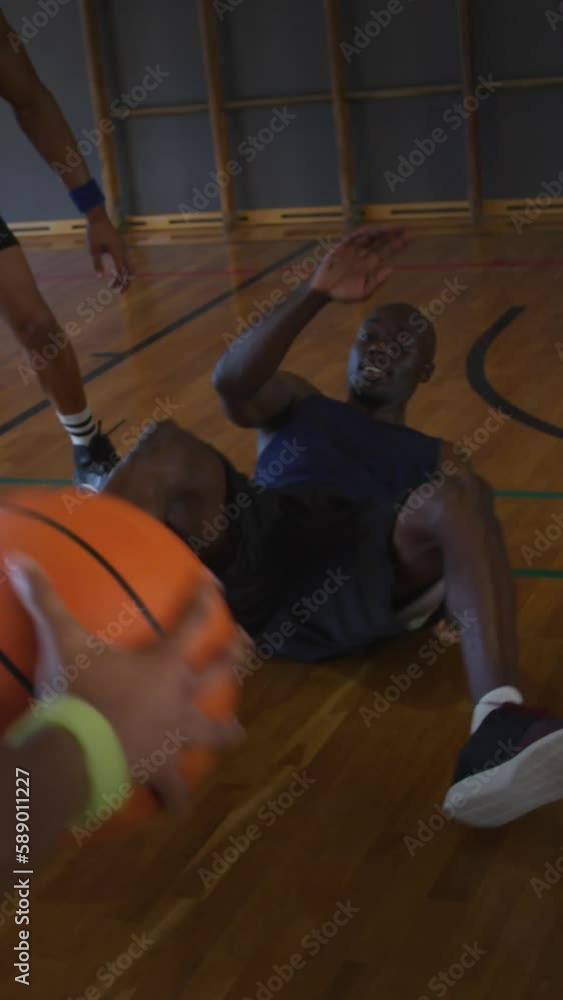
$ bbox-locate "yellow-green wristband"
[5,695,130,828]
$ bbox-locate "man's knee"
[13,307,57,352]
[138,419,187,453]
[436,470,494,521]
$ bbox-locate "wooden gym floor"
[1,224,563,999]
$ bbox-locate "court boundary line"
[466,305,563,441]
[0,240,316,438]
[1,478,563,579]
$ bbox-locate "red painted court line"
[33,259,563,281]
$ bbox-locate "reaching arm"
[0,13,89,192]
[0,554,246,889]
[0,12,131,284]
[0,730,88,888]
[212,285,326,428]
[212,226,407,429]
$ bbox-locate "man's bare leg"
[393,464,563,828]
[0,243,117,488]
[393,469,518,703]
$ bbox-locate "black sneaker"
[73,428,120,492]
[442,703,563,828]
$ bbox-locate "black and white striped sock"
[57,407,97,448]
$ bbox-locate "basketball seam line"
[0,500,164,639]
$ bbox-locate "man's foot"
[73,429,120,492]
[442,703,563,828]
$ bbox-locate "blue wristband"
[70,179,105,215]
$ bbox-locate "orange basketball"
[0,488,239,830]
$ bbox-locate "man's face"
[347,308,434,407]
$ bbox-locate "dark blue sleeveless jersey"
[254,395,442,505]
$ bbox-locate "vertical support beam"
[80,0,120,223]
[198,0,236,233]
[457,0,483,226]
[323,0,355,227]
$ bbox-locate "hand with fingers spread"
[5,553,246,814]
[86,204,133,293]
[311,226,409,302]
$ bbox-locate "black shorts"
[0,217,19,252]
[217,462,402,663]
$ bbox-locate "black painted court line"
[0,240,316,438]
[0,648,33,693]
[467,305,563,441]
[0,499,164,638]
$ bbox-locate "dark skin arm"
[0,729,88,889]
[0,554,246,888]
[0,12,131,286]
[393,442,518,703]
[212,227,407,430]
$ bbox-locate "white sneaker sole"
[443,729,563,828]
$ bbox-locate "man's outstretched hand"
[311,226,409,302]
[6,553,247,812]
[86,205,133,293]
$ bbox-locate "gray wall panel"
[103,0,207,104]
[218,0,329,99]
[480,88,563,199]
[352,94,468,203]
[227,105,340,209]
[342,0,461,89]
[473,0,563,80]
[120,116,217,215]
[1,0,101,223]
[1,0,561,221]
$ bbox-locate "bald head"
[347,302,436,410]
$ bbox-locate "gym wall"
[1,0,562,230]
[1,0,103,225]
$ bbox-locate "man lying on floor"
[106,225,563,829]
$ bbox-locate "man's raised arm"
[212,226,405,428]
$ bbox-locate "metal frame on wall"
[10,0,563,238]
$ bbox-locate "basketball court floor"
[1,223,563,999]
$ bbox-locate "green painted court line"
[512,568,563,579]
[2,481,562,496]
[0,477,72,486]
[501,489,563,499]
[1,476,563,579]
